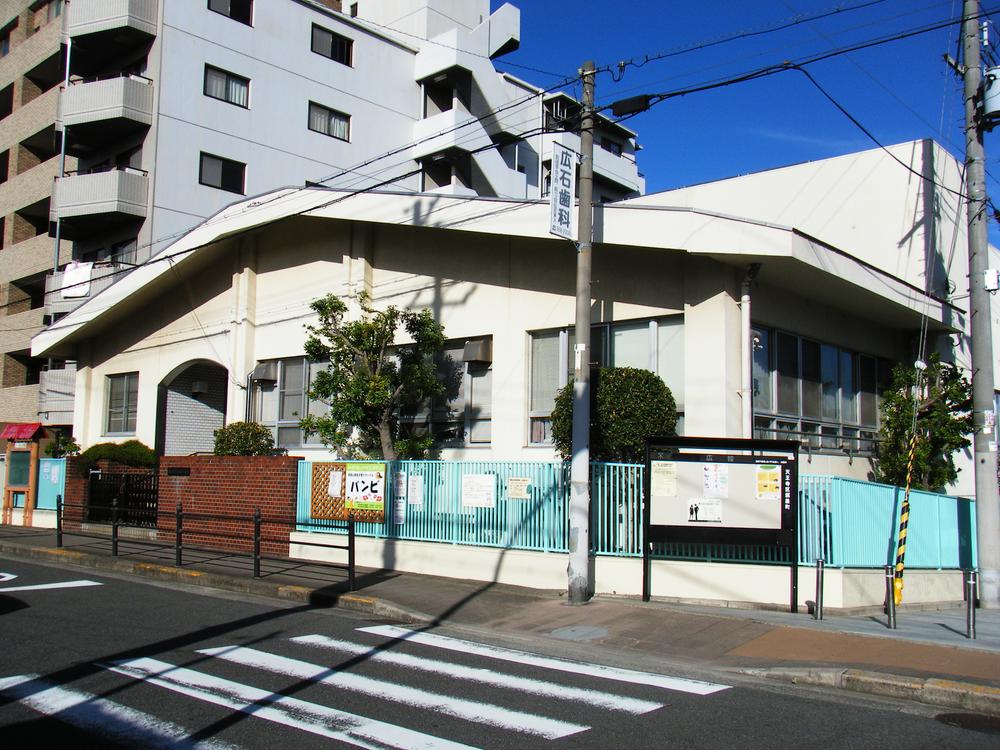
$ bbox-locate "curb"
[0,541,429,624]
[740,666,1000,717]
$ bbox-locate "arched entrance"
[154,361,229,455]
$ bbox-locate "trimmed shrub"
[213,421,276,456]
[78,440,157,475]
[551,367,677,463]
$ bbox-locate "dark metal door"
[87,472,159,528]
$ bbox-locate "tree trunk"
[378,418,397,461]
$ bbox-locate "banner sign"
[310,462,386,523]
[549,141,577,240]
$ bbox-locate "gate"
[88,471,159,528]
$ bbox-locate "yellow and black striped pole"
[894,432,918,606]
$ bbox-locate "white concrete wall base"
[5,509,56,529]
[289,533,966,609]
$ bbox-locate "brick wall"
[1,352,25,387]
[157,456,302,557]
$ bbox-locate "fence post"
[966,569,978,640]
[175,502,183,567]
[348,514,356,592]
[884,564,896,629]
[55,494,63,548]
[815,558,825,620]
[253,508,261,578]
[111,498,119,557]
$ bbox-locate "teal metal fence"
[295,462,976,569]
[799,476,977,569]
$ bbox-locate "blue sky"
[497,0,991,199]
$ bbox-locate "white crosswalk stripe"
[105,656,475,750]
[0,674,237,750]
[358,625,731,695]
[1,626,727,747]
[289,633,663,714]
[198,645,588,739]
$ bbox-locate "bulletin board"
[643,436,799,612]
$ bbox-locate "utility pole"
[568,61,595,605]
[962,0,1000,608]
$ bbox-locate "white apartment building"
[0,0,643,437]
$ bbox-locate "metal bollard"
[111,498,119,557]
[815,558,825,621]
[55,494,63,548]
[253,508,261,578]
[175,503,183,567]
[348,514,356,592]
[884,565,896,629]
[966,570,978,640]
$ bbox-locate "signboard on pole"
[549,142,577,240]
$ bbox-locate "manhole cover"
[935,713,1000,735]
[549,625,608,642]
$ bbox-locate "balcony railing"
[44,262,124,316]
[68,0,157,38]
[60,74,154,130]
[38,364,77,426]
[51,166,148,223]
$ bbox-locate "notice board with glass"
[643,436,799,611]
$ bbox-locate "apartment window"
[528,317,684,445]
[600,137,622,156]
[208,0,252,25]
[400,338,493,446]
[204,65,249,108]
[31,0,62,31]
[0,21,15,57]
[106,372,139,434]
[752,327,894,454]
[307,101,350,141]
[311,24,353,66]
[249,357,328,449]
[199,152,245,194]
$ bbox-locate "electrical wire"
[602,0,892,79]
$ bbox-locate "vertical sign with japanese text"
[549,141,577,240]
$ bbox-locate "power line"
[601,0,892,79]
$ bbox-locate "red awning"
[0,422,42,440]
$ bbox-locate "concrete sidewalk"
[1,524,999,717]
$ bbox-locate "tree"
[45,431,80,458]
[300,292,445,460]
[875,353,973,492]
[551,367,678,463]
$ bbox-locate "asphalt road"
[0,557,996,749]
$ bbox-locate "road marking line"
[0,572,17,582]
[0,580,103,592]
[290,634,662,714]
[359,626,730,695]
[106,657,477,750]
[0,674,236,749]
[199,645,588,738]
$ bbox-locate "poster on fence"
[408,474,424,507]
[393,494,406,525]
[393,470,407,500]
[462,473,496,508]
[310,462,386,523]
[506,476,532,499]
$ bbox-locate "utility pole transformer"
[962,0,1000,608]
[568,61,596,605]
